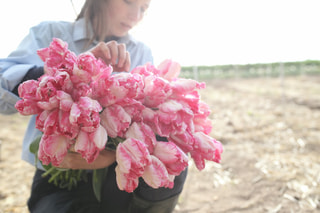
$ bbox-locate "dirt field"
[0,75,319,213]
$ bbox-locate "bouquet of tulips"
[15,38,223,200]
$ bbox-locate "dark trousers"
[28,163,187,213]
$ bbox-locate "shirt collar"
[73,18,137,46]
[117,34,137,46]
[73,18,92,42]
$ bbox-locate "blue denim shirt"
[0,18,153,169]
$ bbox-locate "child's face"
[103,0,151,37]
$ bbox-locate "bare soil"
[1,75,319,213]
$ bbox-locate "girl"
[0,0,187,212]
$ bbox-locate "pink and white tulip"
[142,155,170,188]
[15,99,42,116]
[115,166,139,193]
[38,133,73,166]
[115,138,152,192]
[157,59,181,81]
[125,122,156,153]
[153,141,189,176]
[143,75,172,108]
[37,38,77,76]
[69,97,102,133]
[191,132,223,170]
[74,125,108,163]
[100,104,131,138]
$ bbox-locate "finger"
[117,43,126,68]
[106,41,118,66]
[56,152,84,170]
[123,51,131,72]
[101,42,112,63]
[113,51,130,72]
[89,42,112,63]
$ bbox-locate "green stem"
[48,170,62,183]
[77,170,83,181]
[41,166,56,178]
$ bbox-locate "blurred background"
[0,0,319,66]
[0,0,319,212]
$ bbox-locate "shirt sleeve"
[0,23,48,114]
[11,66,44,96]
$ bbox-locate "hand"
[89,41,131,72]
[57,148,116,170]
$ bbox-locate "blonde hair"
[76,0,108,44]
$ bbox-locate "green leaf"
[105,137,125,150]
[92,167,108,202]
[42,163,52,171]
[29,134,43,154]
